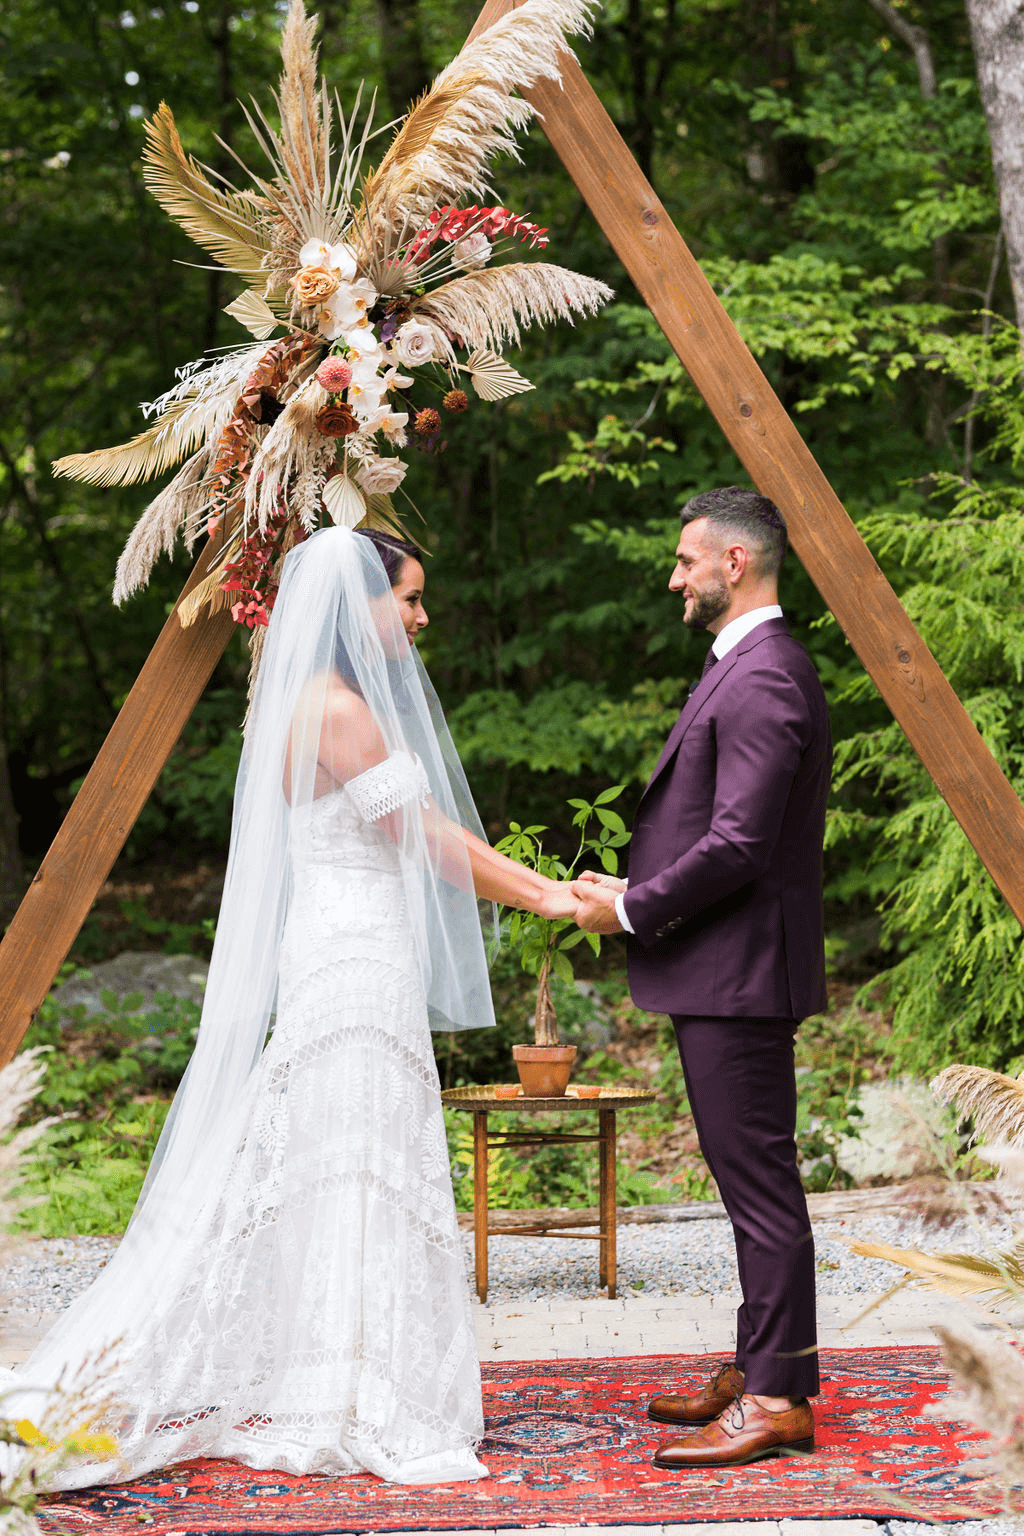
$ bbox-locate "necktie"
[689,647,719,694]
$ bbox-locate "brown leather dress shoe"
[653,1395,814,1468]
[647,1362,745,1425]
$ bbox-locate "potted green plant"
[495,786,630,1096]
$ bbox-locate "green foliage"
[14,972,200,1233]
[495,787,629,1038]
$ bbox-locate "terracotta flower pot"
[512,1044,578,1098]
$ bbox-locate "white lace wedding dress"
[28,753,487,1490]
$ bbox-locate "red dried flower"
[442,389,468,413]
[413,408,441,437]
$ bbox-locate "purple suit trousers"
[623,618,830,1398]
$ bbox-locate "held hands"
[537,878,581,921]
[571,870,627,934]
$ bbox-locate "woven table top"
[440,1085,656,1113]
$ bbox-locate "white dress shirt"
[613,605,784,933]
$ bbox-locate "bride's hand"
[534,879,579,921]
[576,870,627,893]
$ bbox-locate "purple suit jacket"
[623,617,831,1020]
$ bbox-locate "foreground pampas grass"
[52,0,612,652]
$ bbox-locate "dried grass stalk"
[112,448,213,605]
[278,0,324,193]
[365,0,598,232]
[243,378,330,531]
[933,1064,1024,1148]
[418,263,612,351]
[934,1322,1024,1494]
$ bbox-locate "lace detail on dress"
[29,772,486,1491]
[346,752,430,823]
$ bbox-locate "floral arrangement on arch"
[52,0,611,641]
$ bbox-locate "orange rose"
[294,265,340,306]
[316,402,358,438]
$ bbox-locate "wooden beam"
[0,542,236,1065]
[468,0,1024,924]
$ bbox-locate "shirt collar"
[710,605,784,660]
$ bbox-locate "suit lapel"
[640,618,791,801]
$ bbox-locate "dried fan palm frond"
[460,347,533,400]
[932,1063,1024,1148]
[224,290,282,340]
[143,104,271,281]
[849,1236,1024,1307]
[417,263,612,351]
[278,0,324,192]
[112,447,213,605]
[364,0,598,232]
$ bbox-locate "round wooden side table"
[441,1084,655,1303]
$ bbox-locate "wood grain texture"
[0,539,236,1065]
[469,0,1024,922]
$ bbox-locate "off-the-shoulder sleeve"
[345,752,431,823]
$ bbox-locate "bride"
[5,525,576,1489]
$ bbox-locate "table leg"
[599,1108,617,1298]
[473,1109,488,1304]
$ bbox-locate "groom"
[572,486,831,1469]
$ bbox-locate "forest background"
[2,0,1024,1229]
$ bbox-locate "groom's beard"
[683,578,730,630]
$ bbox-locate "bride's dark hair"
[355,528,420,587]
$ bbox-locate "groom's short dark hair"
[680,487,787,577]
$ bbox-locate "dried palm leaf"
[364,0,598,233]
[849,1236,1024,1307]
[53,345,264,489]
[53,393,233,489]
[322,473,366,527]
[143,103,271,281]
[112,447,213,604]
[932,1064,1024,1148]
[417,263,612,351]
[224,290,281,340]
[460,347,533,400]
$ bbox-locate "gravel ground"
[463,1206,1017,1303]
[0,1205,1014,1315]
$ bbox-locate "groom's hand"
[571,875,625,934]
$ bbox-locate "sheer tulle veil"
[5,526,496,1424]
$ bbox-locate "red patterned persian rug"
[37,1347,1005,1532]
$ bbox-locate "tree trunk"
[0,729,23,926]
[533,954,559,1046]
[965,0,1024,337]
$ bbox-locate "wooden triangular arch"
[2,0,1022,1064]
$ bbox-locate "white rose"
[356,456,408,495]
[394,320,436,366]
[452,232,492,270]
